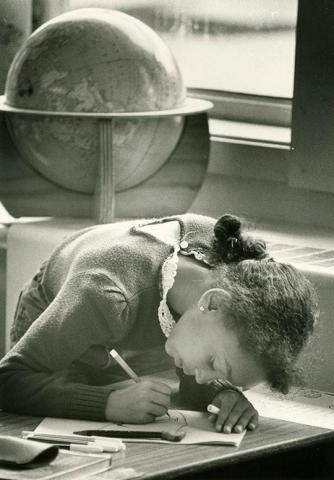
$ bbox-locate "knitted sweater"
[0,213,218,420]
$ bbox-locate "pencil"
[109,349,140,382]
[207,404,220,415]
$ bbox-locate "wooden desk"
[1,410,334,479]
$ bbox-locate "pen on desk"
[74,429,185,442]
[109,349,140,382]
[23,437,106,454]
[66,443,105,453]
[92,438,126,452]
[39,442,117,454]
[22,431,125,452]
[22,430,92,444]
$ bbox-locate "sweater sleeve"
[0,271,131,420]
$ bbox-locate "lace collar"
[158,244,180,337]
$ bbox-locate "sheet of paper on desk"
[244,384,334,430]
[35,410,245,446]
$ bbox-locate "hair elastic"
[228,237,238,248]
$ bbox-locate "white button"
[180,240,188,249]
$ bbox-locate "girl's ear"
[198,288,231,313]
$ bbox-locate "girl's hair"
[211,213,268,264]
[210,214,319,393]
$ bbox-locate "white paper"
[244,384,334,430]
[35,409,245,446]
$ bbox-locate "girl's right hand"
[105,380,172,423]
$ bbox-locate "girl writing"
[0,213,318,434]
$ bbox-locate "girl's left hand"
[209,389,258,434]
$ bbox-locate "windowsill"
[209,118,291,149]
[190,88,292,127]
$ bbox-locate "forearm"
[0,363,111,420]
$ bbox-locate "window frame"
[189,88,292,148]
[197,0,334,229]
[189,89,292,128]
[289,0,334,195]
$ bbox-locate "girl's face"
[165,305,266,389]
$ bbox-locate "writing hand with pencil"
[105,350,172,423]
[207,389,258,434]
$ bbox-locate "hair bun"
[212,214,268,263]
[214,214,241,242]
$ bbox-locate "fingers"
[247,411,259,431]
[210,391,258,434]
[151,390,171,407]
[139,381,171,418]
[148,380,172,396]
[221,404,258,434]
[148,402,169,417]
[140,412,157,424]
[139,380,171,405]
[105,380,172,424]
[149,391,171,417]
[213,391,239,432]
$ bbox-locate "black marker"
[74,429,185,442]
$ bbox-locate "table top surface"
[1,409,334,480]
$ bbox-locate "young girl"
[0,213,318,434]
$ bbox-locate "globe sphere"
[4,8,186,193]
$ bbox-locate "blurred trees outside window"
[0,1,298,98]
[69,0,298,98]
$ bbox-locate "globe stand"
[0,98,213,222]
[96,120,115,223]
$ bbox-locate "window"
[0,1,298,145]
[70,0,298,99]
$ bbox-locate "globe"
[2,8,189,194]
